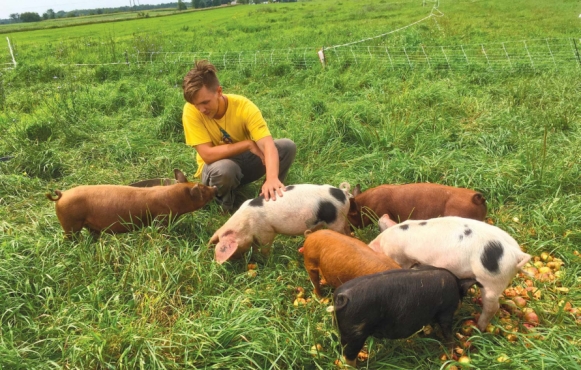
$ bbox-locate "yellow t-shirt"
[182,94,272,178]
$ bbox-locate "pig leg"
[436,310,456,353]
[342,335,367,368]
[306,265,323,297]
[60,219,84,239]
[477,285,502,331]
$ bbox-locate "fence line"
[124,38,581,71]
[326,3,443,50]
[5,37,581,72]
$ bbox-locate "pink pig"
[209,184,351,264]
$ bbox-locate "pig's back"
[314,231,400,286]
[334,267,461,339]
[382,216,522,278]
[240,184,350,235]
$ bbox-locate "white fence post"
[545,39,556,68]
[421,44,430,68]
[523,40,534,69]
[481,44,490,68]
[502,42,512,68]
[441,46,450,70]
[461,45,469,65]
[6,37,17,68]
[385,47,394,70]
[403,46,412,68]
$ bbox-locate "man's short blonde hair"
[182,60,220,104]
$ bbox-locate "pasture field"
[0,9,183,35]
[1,0,581,368]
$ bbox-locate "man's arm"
[195,140,264,165]
[256,136,284,201]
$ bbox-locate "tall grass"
[1,0,580,368]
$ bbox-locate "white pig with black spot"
[209,183,351,264]
[370,215,531,331]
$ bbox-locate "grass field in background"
[1,0,580,368]
[0,8,182,34]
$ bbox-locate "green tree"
[212,0,220,6]
[20,12,41,22]
[9,13,20,21]
[178,0,187,10]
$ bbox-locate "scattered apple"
[309,344,323,357]
[293,298,306,306]
[514,297,527,308]
[485,324,500,335]
[247,270,258,278]
[458,355,471,364]
[523,310,539,325]
[497,354,510,363]
[357,349,369,361]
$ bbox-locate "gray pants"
[201,138,297,211]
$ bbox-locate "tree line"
[3,3,181,23]
[2,0,297,24]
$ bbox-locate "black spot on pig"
[285,185,295,191]
[399,224,409,231]
[249,196,265,207]
[329,187,347,203]
[316,200,338,224]
[464,228,472,236]
[419,222,427,226]
[480,241,504,274]
[458,234,464,241]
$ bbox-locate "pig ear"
[189,184,202,200]
[348,198,359,217]
[353,184,362,197]
[368,239,382,254]
[215,239,239,264]
[174,169,188,183]
[378,214,397,231]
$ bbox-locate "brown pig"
[46,169,216,237]
[301,229,400,297]
[348,183,487,228]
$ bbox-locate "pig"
[301,229,401,297]
[333,266,477,367]
[210,183,351,264]
[46,169,216,237]
[348,183,487,228]
[369,215,531,331]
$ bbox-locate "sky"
[1,0,170,19]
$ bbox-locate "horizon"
[0,0,175,20]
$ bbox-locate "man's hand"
[261,178,285,201]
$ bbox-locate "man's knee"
[203,160,242,192]
[275,138,297,162]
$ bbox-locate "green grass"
[1,0,581,368]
